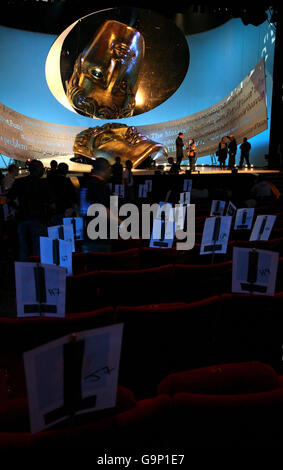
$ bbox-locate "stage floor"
[133,166,280,176]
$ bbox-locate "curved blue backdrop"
[0,17,275,166]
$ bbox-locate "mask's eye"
[91,67,103,79]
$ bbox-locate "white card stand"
[234,208,254,230]
[183,179,192,192]
[79,187,88,216]
[138,184,148,199]
[150,202,175,249]
[179,192,191,205]
[210,200,226,216]
[200,216,232,255]
[174,205,187,231]
[15,261,66,318]
[226,201,237,217]
[63,217,84,241]
[48,224,75,252]
[250,215,277,241]
[232,247,279,296]
[23,323,123,434]
[40,236,73,276]
[114,184,125,198]
[144,179,153,192]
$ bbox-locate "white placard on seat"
[179,192,191,205]
[250,215,277,241]
[15,261,66,318]
[23,323,124,434]
[183,179,192,192]
[63,217,84,241]
[40,236,72,275]
[48,224,75,252]
[234,208,254,230]
[200,216,232,255]
[226,201,237,217]
[150,202,175,249]
[210,200,226,216]
[232,246,279,296]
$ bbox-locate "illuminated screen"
[0,17,275,167]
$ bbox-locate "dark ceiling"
[0,1,280,36]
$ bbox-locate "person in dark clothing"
[227,135,237,170]
[50,162,78,224]
[217,136,228,169]
[83,158,120,252]
[186,138,197,172]
[7,159,55,261]
[111,156,123,184]
[167,157,179,174]
[46,159,58,184]
[123,159,135,203]
[86,160,112,208]
[0,169,4,187]
[1,164,19,192]
[175,132,184,169]
[239,137,252,169]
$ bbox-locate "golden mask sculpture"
[72,123,168,168]
[66,20,145,119]
[45,8,190,119]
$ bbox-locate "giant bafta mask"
[45,8,190,120]
[66,20,145,119]
[72,123,168,168]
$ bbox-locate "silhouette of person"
[176,132,184,169]
[239,137,252,169]
[7,160,55,261]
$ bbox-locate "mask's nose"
[105,59,128,94]
[105,43,133,90]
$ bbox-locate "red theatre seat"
[139,247,191,268]
[0,307,115,356]
[66,270,101,313]
[157,361,283,448]
[0,308,115,401]
[231,238,283,256]
[97,264,175,307]
[0,390,172,449]
[214,293,283,368]
[31,393,171,450]
[173,261,233,302]
[84,248,141,272]
[110,237,143,251]
[115,296,221,398]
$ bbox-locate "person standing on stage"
[175,132,184,169]
[227,135,237,170]
[217,136,228,169]
[239,137,252,169]
[1,164,19,192]
[186,138,196,172]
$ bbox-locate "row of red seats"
[65,256,283,312]
[30,237,283,275]
[23,253,283,312]
[1,361,283,448]
[1,293,283,400]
